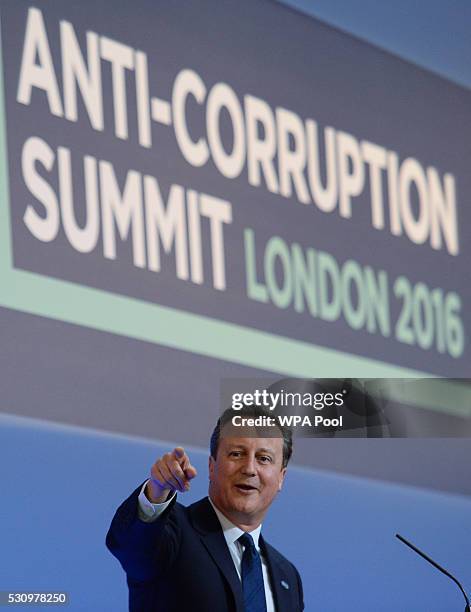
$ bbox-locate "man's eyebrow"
[226,445,275,454]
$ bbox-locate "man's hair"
[209,405,293,468]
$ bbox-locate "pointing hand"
[146,447,197,503]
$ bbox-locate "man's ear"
[278,467,287,491]
[208,455,215,482]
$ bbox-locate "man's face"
[208,429,286,528]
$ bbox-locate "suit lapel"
[189,498,245,612]
[261,537,294,612]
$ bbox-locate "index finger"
[173,447,197,480]
[173,447,187,465]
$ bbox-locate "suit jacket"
[106,484,304,611]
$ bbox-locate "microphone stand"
[396,533,470,611]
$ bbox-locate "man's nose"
[240,454,257,475]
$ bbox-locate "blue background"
[2,412,471,610]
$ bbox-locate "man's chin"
[230,495,259,515]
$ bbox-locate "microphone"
[396,533,470,611]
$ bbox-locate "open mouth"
[234,484,258,493]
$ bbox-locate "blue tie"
[238,533,268,612]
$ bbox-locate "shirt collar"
[208,496,262,551]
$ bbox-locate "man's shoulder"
[176,495,212,517]
[262,536,301,577]
[150,495,217,534]
[184,496,221,533]
[185,495,211,511]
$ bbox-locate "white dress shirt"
[138,481,276,611]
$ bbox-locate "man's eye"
[258,456,272,463]
[230,451,242,457]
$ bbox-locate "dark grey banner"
[0,0,469,376]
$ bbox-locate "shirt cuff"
[137,480,176,523]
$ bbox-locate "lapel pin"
[281,580,289,590]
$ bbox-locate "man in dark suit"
[107,406,304,611]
